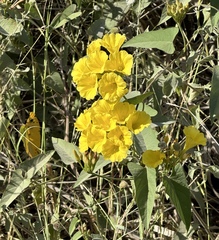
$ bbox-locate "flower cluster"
[72,33,152,162]
[142,126,207,168]
[71,33,133,101]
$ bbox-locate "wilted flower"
[183,126,206,152]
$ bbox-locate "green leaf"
[0,169,30,211]
[0,151,54,211]
[52,137,80,165]
[163,73,181,97]
[0,116,10,138]
[74,156,111,188]
[0,52,16,71]
[210,65,219,121]
[137,104,158,117]
[51,4,81,29]
[87,18,105,38]
[141,126,159,150]
[163,164,191,230]
[20,151,55,179]
[45,72,65,93]
[208,165,219,178]
[210,0,219,18]
[157,5,171,26]
[124,92,153,105]
[72,231,83,240]
[133,126,159,155]
[14,78,31,91]
[128,162,156,230]
[0,17,23,36]
[123,27,179,54]
[69,217,79,236]
[133,0,151,16]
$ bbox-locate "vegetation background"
[0,0,219,239]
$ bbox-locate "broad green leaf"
[128,162,156,230]
[164,164,191,230]
[52,137,80,165]
[124,92,153,105]
[0,52,16,71]
[105,1,130,30]
[88,18,105,39]
[51,4,81,29]
[133,126,159,155]
[0,169,30,211]
[141,126,159,150]
[14,78,31,91]
[123,27,179,54]
[20,150,55,179]
[210,65,219,121]
[133,0,151,16]
[74,156,111,188]
[0,17,23,36]
[45,72,65,93]
[170,163,188,187]
[0,151,54,211]
[133,133,146,154]
[137,104,158,117]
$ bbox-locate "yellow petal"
[23,112,41,158]
[142,150,165,168]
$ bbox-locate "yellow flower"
[102,126,132,162]
[87,125,106,153]
[76,73,98,100]
[105,50,133,75]
[126,111,151,134]
[142,150,165,168]
[87,39,102,55]
[79,131,89,153]
[98,72,128,102]
[92,113,117,131]
[71,57,90,84]
[102,139,128,162]
[183,126,206,152]
[107,126,132,147]
[101,33,126,53]
[111,102,136,124]
[90,99,115,115]
[86,50,108,74]
[74,109,91,131]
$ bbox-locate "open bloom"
[71,57,90,84]
[86,39,102,55]
[99,72,128,102]
[76,73,98,100]
[105,50,133,75]
[126,111,151,134]
[142,150,166,168]
[101,33,126,53]
[183,126,206,152]
[111,102,136,124]
[74,109,91,131]
[102,126,132,162]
